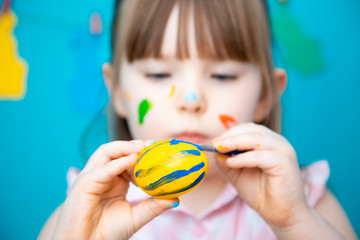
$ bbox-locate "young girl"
[39,0,358,239]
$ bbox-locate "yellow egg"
[134,139,208,199]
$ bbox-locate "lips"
[172,132,207,144]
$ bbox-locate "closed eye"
[145,73,171,80]
[211,74,238,81]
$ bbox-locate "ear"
[274,68,287,96]
[254,68,287,122]
[102,63,128,118]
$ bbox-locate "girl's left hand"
[213,122,309,229]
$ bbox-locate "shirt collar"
[127,182,240,219]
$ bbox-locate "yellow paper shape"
[0,10,28,100]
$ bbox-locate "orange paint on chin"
[219,115,237,129]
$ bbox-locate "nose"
[176,90,206,114]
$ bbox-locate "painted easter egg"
[134,139,208,199]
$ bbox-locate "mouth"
[172,132,208,144]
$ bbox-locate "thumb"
[131,197,179,232]
[215,153,232,175]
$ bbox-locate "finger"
[213,130,287,154]
[131,197,179,232]
[225,150,291,175]
[74,154,138,195]
[85,141,145,169]
[214,154,235,177]
[220,122,275,138]
[93,153,138,183]
[126,168,138,187]
[144,139,156,147]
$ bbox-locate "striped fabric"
[66,160,330,240]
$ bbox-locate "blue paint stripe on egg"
[178,149,201,156]
[143,162,205,191]
[135,166,158,178]
[153,171,206,197]
[170,139,203,151]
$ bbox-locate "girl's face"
[111,5,268,175]
[119,57,263,144]
[116,5,265,143]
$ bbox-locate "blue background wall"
[0,0,359,239]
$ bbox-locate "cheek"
[138,99,152,125]
[209,87,262,128]
[125,89,173,139]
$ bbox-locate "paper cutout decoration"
[89,12,102,35]
[0,10,28,100]
[134,139,208,199]
[272,8,325,75]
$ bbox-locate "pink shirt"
[67,160,330,240]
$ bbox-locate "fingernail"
[132,141,143,146]
[128,153,138,158]
[169,201,179,208]
[226,157,235,163]
[145,140,156,147]
[132,144,145,150]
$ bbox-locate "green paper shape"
[138,99,152,125]
[272,12,325,75]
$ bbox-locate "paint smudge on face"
[184,91,199,102]
[125,90,132,101]
[138,99,152,125]
[219,114,237,129]
[168,85,176,98]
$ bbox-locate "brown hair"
[108,0,281,141]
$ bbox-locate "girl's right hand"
[52,140,178,240]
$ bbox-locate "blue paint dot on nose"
[184,92,199,102]
[172,201,179,207]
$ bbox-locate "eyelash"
[211,74,238,81]
[145,73,171,80]
[145,73,237,81]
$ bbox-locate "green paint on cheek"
[138,99,152,125]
